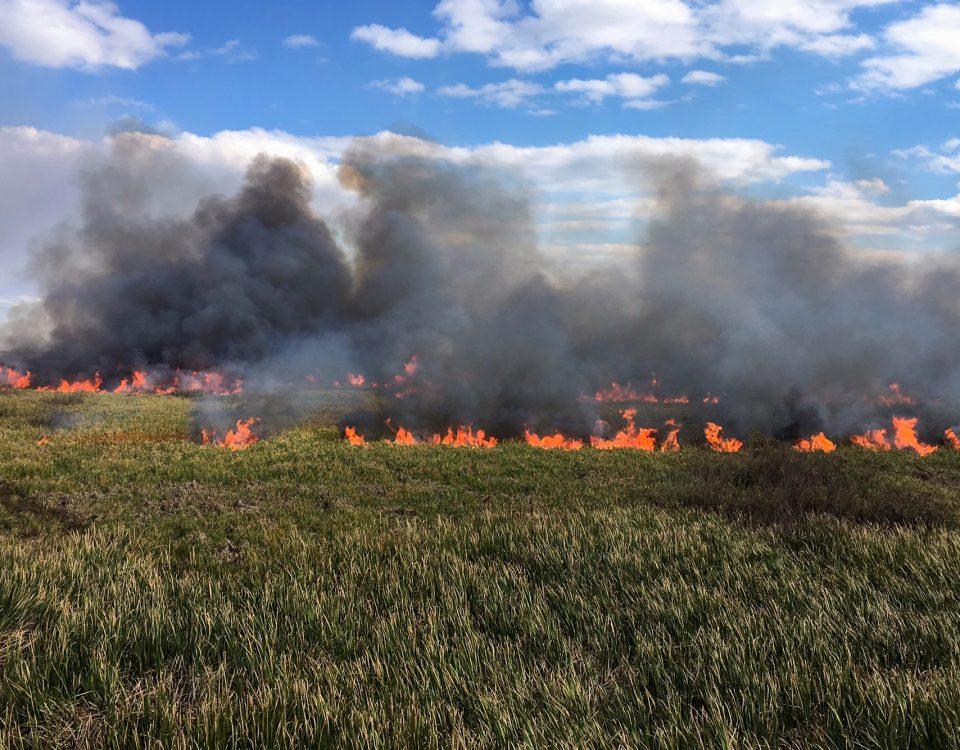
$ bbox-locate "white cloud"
[682,70,726,86]
[796,33,874,58]
[438,79,544,108]
[854,3,960,91]
[211,39,257,62]
[623,98,674,110]
[78,94,154,110]
[786,177,960,240]
[282,34,319,48]
[0,127,91,307]
[702,0,890,57]
[555,73,670,107]
[370,77,426,96]
[353,0,896,71]
[350,24,440,58]
[0,0,188,70]
[894,142,960,175]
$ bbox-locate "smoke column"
[4,133,960,439]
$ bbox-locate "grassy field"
[1,390,960,748]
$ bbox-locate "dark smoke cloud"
[5,144,351,377]
[4,134,960,439]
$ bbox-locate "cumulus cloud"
[0,0,188,70]
[282,34,319,48]
[702,0,889,57]
[681,70,726,86]
[350,24,440,58]
[352,0,896,71]
[854,3,960,92]
[785,177,960,241]
[0,127,91,313]
[370,77,426,96]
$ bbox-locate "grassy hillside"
[2,390,960,748]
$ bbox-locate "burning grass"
[2,390,960,747]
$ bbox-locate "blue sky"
[0,0,959,308]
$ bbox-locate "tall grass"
[0,391,959,748]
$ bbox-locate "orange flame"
[851,429,890,451]
[704,422,742,453]
[947,429,960,450]
[592,382,644,402]
[1,367,31,389]
[391,426,418,445]
[344,427,366,446]
[171,370,242,395]
[346,373,366,387]
[795,432,836,453]
[852,417,937,456]
[591,408,657,451]
[879,382,914,407]
[524,430,583,450]
[113,370,150,394]
[892,416,937,456]
[43,373,103,393]
[590,381,691,404]
[202,418,259,451]
[430,426,498,447]
[661,421,681,452]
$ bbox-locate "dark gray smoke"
[6,149,351,377]
[4,134,960,439]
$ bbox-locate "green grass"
[1,390,960,748]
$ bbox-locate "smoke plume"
[4,133,960,439]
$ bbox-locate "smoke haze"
[4,133,960,439]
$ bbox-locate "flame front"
[344,427,366,446]
[44,373,104,393]
[1,368,31,389]
[661,420,681,452]
[852,429,890,451]
[892,417,937,456]
[113,370,150,394]
[591,381,691,405]
[947,429,960,450]
[795,432,836,453]
[524,430,583,450]
[391,426,418,445]
[591,409,658,451]
[704,422,742,453]
[202,418,259,451]
[852,417,937,456]
[430,426,498,447]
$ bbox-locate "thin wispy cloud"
[370,77,426,97]
[682,70,726,87]
[283,34,319,48]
